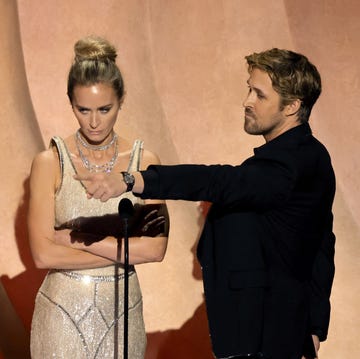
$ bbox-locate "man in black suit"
[77,48,335,359]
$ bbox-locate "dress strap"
[127,139,144,172]
[50,136,72,195]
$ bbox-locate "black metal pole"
[123,218,129,359]
[114,257,119,359]
[117,198,133,359]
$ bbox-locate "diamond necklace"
[76,129,117,151]
[75,132,119,173]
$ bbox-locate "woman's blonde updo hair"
[67,36,124,103]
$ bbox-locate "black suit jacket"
[140,123,335,359]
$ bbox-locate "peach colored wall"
[0,1,44,357]
[0,0,359,358]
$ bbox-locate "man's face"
[243,68,293,142]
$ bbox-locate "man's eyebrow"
[247,82,266,95]
[255,87,265,94]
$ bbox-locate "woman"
[28,36,169,358]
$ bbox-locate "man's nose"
[243,92,255,108]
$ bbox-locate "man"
[77,49,335,359]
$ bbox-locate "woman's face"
[71,83,121,144]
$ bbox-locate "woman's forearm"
[56,228,168,265]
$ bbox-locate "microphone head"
[118,198,134,220]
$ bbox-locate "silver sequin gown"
[30,138,147,359]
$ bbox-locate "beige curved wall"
[0,1,45,357]
[0,0,358,358]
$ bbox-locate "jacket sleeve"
[140,158,296,211]
[309,212,336,341]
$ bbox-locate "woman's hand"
[131,203,169,238]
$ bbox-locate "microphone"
[118,198,134,221]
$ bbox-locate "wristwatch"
[121,171,135,192]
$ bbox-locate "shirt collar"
[254,123,312,154]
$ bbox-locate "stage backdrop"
[0,0,359,358]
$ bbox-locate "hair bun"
[74,36,117,63]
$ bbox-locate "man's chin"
[244,125,261,136]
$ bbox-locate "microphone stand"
[117,198,133,359]
[123,215,129,359]
[114,238,120,359]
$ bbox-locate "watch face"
[122,172,135,191]
[124,173,134,184]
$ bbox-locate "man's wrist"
[132,172,144,194]
[311,328,325,342]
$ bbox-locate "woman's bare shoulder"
[31,147,60,176]
[141,148,161,169]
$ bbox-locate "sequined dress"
[30,138,147,359]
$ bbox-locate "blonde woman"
[28,36,169,358]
